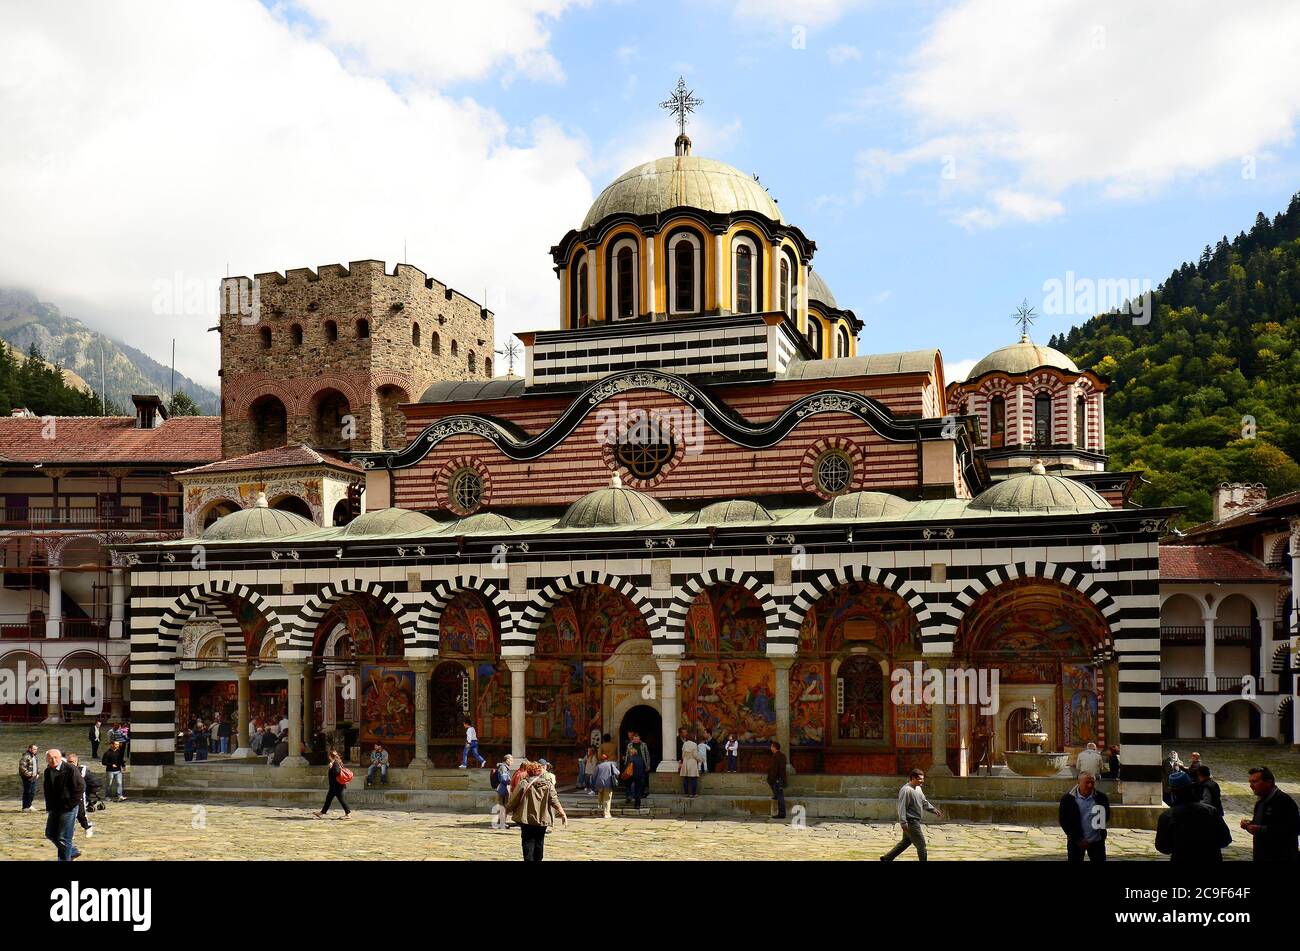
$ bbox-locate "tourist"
[696,730,711,774]
[42,749,83,862]
[623,731,651,807]
[314,749,352,819]
[1162,750,1187,804]
[19,743,40,811]
[118,722,131,763]
[1188,751,1202,770]
[181,728,194,762]
[1075,742,1104,779]
[278,712,289,735]
[459,718,487,769]
[504,760,567,861]
[88,720,102,759]
[272,732,290,766]
[366,742,389,786]
[194,721,210,761]
[725,733,739,773]
[599,732,616,762]
[880,769,942,862]
[1241,766,1299,862]
[101,740,126,801]
[217,714,232,755]
[538,758,556,786]
[1192,764,1223,817]
[679,732,702,798]
[592,752,618,819]
[248,726,262,757]
[581,746,598,796]
[766,741,789,820]
[65,752,95,840]
[1105,745,1122,780]
[1155,772,1230,862]
[494,754,515,810]
[1057,771,1109,861]
[676,727,689,763]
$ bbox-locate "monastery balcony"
[1,617,108,640]
[1159,624,1253,644]
[0,505,181,532]
[1160,675,1273,694]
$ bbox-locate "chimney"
[1212,482,1268,522]
[131,394,168,429]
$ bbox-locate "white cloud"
[827,44,862,65]
[875,0,1300,220]
[287,0,590,86]
[734,0,867,29]
[0,1,594,388]
[944,357,977,383]
[953,189,1065,230]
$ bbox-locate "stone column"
[108,674,124,721]
[1203,615,1217,688]
[108,565,126,638]
[506,658,530,760]
[771,656,794,757]
[1259,607,1276,694]
[302,665,314,749]
[232,664,253,757]
[408,659,433,768]
[929,661,951,775]
[655,659,681,773]
[958,702,972,777]
[46,567,62,638]
[280,659,308,767]
[1204,710,1217,738]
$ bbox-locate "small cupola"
[131,394,168,429]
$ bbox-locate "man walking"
[1058,771,1110,861]
[101,739,126,800]
[1075,742,1104,780]
[592,752,619,819]
[881,769,942,861]
[1241,766,1299,862]
[459,719,487,768]
[42,749,84,861]
[766,741,789,820]
[19,743,40,811]
[88,720,101,759]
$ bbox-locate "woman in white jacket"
[679,738,703,798]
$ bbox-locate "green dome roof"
[814,491,913,521]
[967,464,1110,514]
[968,336,1079,379]
[557,474,670,529]
[583,154,783,229]
[687,499,775,524]
[340,508,439,538]
[444,511,525,535]
[202,495,317,541]
[806,268,837,309]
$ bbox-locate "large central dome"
[582,153,784,229]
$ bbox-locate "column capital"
[769,656,795,672]
[505,658,532,674]
[280,657,307,674]
[407,658,435,674]
[231,663,252,677]
[655,658,681,674]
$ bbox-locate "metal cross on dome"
[1011,298,1037,340]
[660,77,702,137]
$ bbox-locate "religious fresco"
[474,662,510,740]
[438,591,496,656]
[836,655,885,741]
[685,584,766,654]
[315,596,404,659]
[681,660,776,744]
[524,660,596,741]
[960,578,1109,659]
[1062,663,1100,747]
[790,661,826,746]
[216,593,271,656]
[799,582,918,654]
[360,665,415,744]
[536,585,649,657]
[893,703,959,748]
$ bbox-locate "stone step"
[644,772,1127,803]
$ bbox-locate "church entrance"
[430,662,468,740]
[619,704,661,768]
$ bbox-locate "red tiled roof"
[177,443,360,476]
[0,416,221,466]
[1159,545,1289,583]
[1255,488,1300,516]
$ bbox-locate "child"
[725,733,739,772]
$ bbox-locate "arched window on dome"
[668,230,702,315]
[806,315,823,356]
[733,239,755,314]
[989,395,1006,449]
[571,254,591,327]
[609,237,638,321]
[835,324,851,358]
[1075,394,1087,448]
[1034,392,1052,447]
[779,258,791,318]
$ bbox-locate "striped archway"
[781,564,932,651]
[155,580,288,657]
[666,568,778,651]
[290,579,418,656]
[416,576,515,654]
[516,570,660,649]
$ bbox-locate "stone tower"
[218,260,493,458]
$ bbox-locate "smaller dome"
[806,268,837,309]
[557,473,669,529]
[444,511,525,535]
[814,491,913,521]
[340,508,440,538]
[967,336,1079,379]
[688,499,775,524]
[967,463,1110,514]
[203,493,317,541]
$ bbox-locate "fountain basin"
[1004,750,1070,777]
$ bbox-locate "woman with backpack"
[314,749,352,819]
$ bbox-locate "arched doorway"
[430,661,468,740]
[1161,699,1206,739]
[376,384,410,451]
[311,389,351,449]
[270,494,313,520]
[432,590,504,766]
[248,395,287,452]
[619,704,662,767]
[0,650,46,722]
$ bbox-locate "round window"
[815,450,853,495]
[448,468,484,514]
[615,438,675,481]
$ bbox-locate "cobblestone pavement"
[2,727,1295,861]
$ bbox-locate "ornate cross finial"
[495,340,522,376]
[660,76,702,138]
[1011,298,1037,341]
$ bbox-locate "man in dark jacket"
[766,741,788,820]
[1192,764,1223,817]
[1242,766,1299,862]
[1058,771,1111,861]
[42,749,84,861]
[88,720,101,759]
[1156,772,1229,862]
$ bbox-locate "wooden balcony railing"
[1,506,181,531]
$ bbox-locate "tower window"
[779,258,790,317]
[806,316,822,356]
[575,259,590,325]
[1076,394,1087,447]
[290,324,303,347]
[836,325,851,358]
[615,244,635,319]
[356,319,370,339]
[485,356,492,377]
[412,323,421,347]
[669,231,701,315]
[432,331,441,355]
[468,350,476,373]
[989,395,1005,448]
[735,245,753,314]
[1034,392,1052,447]
[451,340,459,357]
[259,327,272,349]
[324,320,338,342]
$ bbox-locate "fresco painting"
[360,665,415,743]
[681,660,776,745]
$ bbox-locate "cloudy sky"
[3,0,1300,389]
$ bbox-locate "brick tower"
[218,260,493,457]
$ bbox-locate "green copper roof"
[556,473,670,529]
[687,499,775,525]
[583,155,784,229]
[968,336,1079,378]
[202,498,317,541]
[967,464,1110,514]
[443,511,526,535]
[814,491,914,521]
[806,268,836,308]
[340,508,440,538]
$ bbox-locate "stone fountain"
[1003,698,1070,777]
